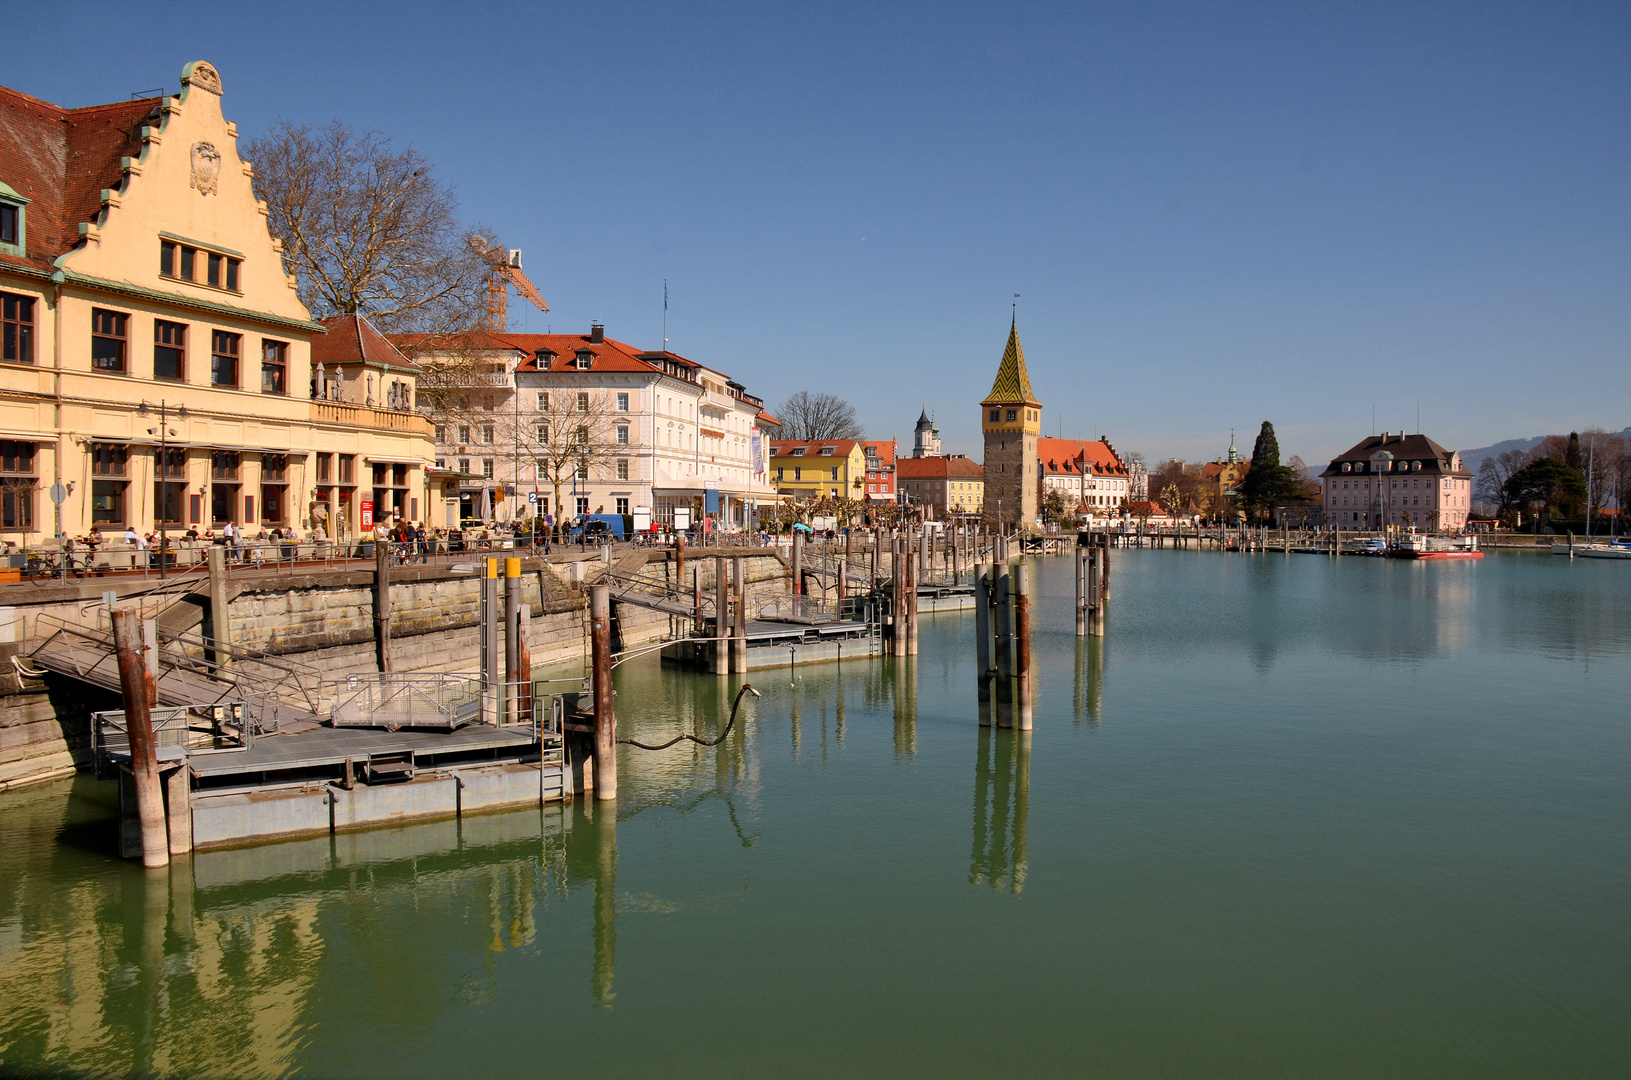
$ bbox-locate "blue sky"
[14,2,1630,465]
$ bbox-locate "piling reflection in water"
[893,657,918,756]
[969,729,1030,892]
[1074,637,1104,727]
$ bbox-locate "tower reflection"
[969,729,1030,892]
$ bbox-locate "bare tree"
[1477,448,1531,521]
[524,387,627,531]
[775,391,863,441]
[247,120,490,331]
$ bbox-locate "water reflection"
[969,730,1030,893]
[1073,638,1104,727]
[893,657,918,756]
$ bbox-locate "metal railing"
[90,701,256,773]
[326,672,483,730]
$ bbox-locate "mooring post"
[518,604,534,722]
[1015,561,1033,730]
[732,556,749,672]
[693,566,703,636]
[590,583,616,801]
[481,558,499,726]
[504,557,522,721]
[1100,533,1112,604]
[1075,542,1088,638]
[206,545,232,673]
[373,538,393,672]
[975,559,992,726]
[994,547,1013,728]
[1090,546,1106,638]
[906,550,919,656]
[713,555,729,676]
[165,763,192,856]
[111,605,167,868]
[791,528,804,596]
[675,531,686,584]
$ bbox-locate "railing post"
[111,605,167,868]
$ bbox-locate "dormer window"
[0,182,26,257]
[574,350,592,369]
[819,447,835,456]
[790,447,806,457]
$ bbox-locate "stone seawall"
[0,550,794,790]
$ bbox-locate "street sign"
[527,492,538,504]
[49,482,67,506]
[674,508,691,530]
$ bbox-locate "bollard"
[590,583,616,801]
[1015,561,1033,730]
[111,606,167,868]
[975,560,992,727]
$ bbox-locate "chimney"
[590,322,604,344]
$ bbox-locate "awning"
[364,456,428,466]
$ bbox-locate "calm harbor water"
[2,549,1628,1078]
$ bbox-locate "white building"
[399,325,778,529]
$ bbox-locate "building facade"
[400,325,778,529]
[896,453,983,516]
[1320,432,1474,531]
[981,319,1042,528]
[770,439,867,502]
[860,439,896,502]
[0,61,433,547]
[1038,437,1129,519]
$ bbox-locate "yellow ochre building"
[0,61,434,548]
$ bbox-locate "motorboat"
[1552,539,1631,560]
[1342,537,1388,556]
[1388,534,1483,560]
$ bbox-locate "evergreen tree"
[1239,421,1298,519]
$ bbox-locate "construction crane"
[470,237,549,332]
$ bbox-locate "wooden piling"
[1099,533,1111,603]
[481,558,499,726]
[1075,543,1088,637]
[504,557,522,720]
[906,550,919,656]
[111,606,167,868]
[375,539,393,672]
[1014,561,1033,730]
[165,764,192,855]
[590,583,616,801]
[732,556,749,672]
[975,559,992,726]
[693,567,703,636]
[206,546,232,673]
[791,528,804,596]
[713,555,729,675]
[994,549,1013,728]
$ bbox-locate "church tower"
[982,318,1042,528]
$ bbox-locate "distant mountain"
[1459,427,1631,478]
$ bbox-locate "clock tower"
[981,318,1042,529]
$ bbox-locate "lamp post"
[139,401,187,580]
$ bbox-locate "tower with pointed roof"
[912,406,941,458]
[981,318,1042,527]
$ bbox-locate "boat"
[1388,534,1483,560]
[1342,538,1388,557]
[1552,540,1631,560]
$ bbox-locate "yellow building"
[769,439,867,502]
[0,61,434,549]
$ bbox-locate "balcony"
[311,400,435,436]
[700,390,738,414]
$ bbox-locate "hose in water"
[617,683,759,750]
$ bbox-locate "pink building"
[1321,432,1474,531]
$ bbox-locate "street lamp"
[139,400,187,579]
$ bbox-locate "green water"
[2,550,1628,1078]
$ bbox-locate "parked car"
[569,514,626,542]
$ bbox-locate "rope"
[617,683,759,750]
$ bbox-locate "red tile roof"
[313,314,420,369]
[0,84,163,271]
[1036,437,1127,477]
[860,440,896,466]
[896,454,984,480]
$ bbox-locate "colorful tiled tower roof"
[981,317,1040,407]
